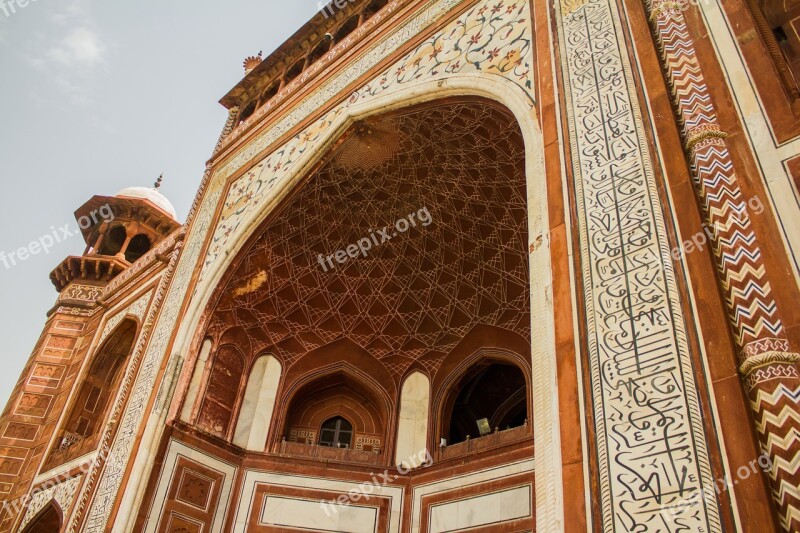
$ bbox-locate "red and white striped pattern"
[647,1,800,530]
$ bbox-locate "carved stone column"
[646,1,800,529]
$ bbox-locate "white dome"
[116,186,178,220]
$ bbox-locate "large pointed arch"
[149,74,561,531]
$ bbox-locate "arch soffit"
[282,361,393,419]
[161,21,561,533]
[282,338,396,398]
[187,75,547,350]
[431,324,532,393]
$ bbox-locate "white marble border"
[553,0,721,529]
[33,451,98,486]
[427,484,533,532]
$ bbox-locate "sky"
[0,0,319,407]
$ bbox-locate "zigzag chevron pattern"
[690,144,784,346]
[752,382,800,532]
[763,428,800,456]
[646,1,800,530]
[752,383,800,413]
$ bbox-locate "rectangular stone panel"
[2,423,38,442]
[260,496,377,533]
[42,334,77,359]
[164,513,203,533]
[428,485,532,532]
[54,320,85,332]
[28,364,65,389]
[13,393,51,418]
[0,447,27,478]
[145,440,237,533]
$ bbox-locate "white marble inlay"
[234,469,404,533]
[233,355,282,451]
[261,496,377,533]
[395,372,430,468]
[429,485,531,533]
[554,0,720,529]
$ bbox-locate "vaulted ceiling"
[206,98,531,380]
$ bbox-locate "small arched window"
[281,370,385,455]
[99,225,126,256]
[306,39,330,68]
[260,80,281,106]
[238,101,257,125]
[284,58,305,85]
[333,15,359,42]
[319,416,353,448]
[363,0,388,20]
[125,234,151,263]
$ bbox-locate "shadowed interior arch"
[21,501,62,533]
[284,371,386,452]
[441,358,529,445]
[55,319,137,453]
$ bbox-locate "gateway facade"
[2,0,800,531]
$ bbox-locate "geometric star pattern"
[206,99,530,379]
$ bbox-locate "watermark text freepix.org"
[0,0,41,19]
[319,448,432,516]
[317,0,356,19]
[670,195,764,261]
[0,204,114,270]
[317,207,432,272]
[661,451,772,523]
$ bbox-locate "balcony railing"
[436,421,532,461]
[41,432,100,472]
[277,439,384,466]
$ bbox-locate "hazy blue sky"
[0,1,318,405]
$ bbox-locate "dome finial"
[154,174,163,190]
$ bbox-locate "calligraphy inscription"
[555,0,721,530]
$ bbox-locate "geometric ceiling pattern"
[206,100,530,379]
